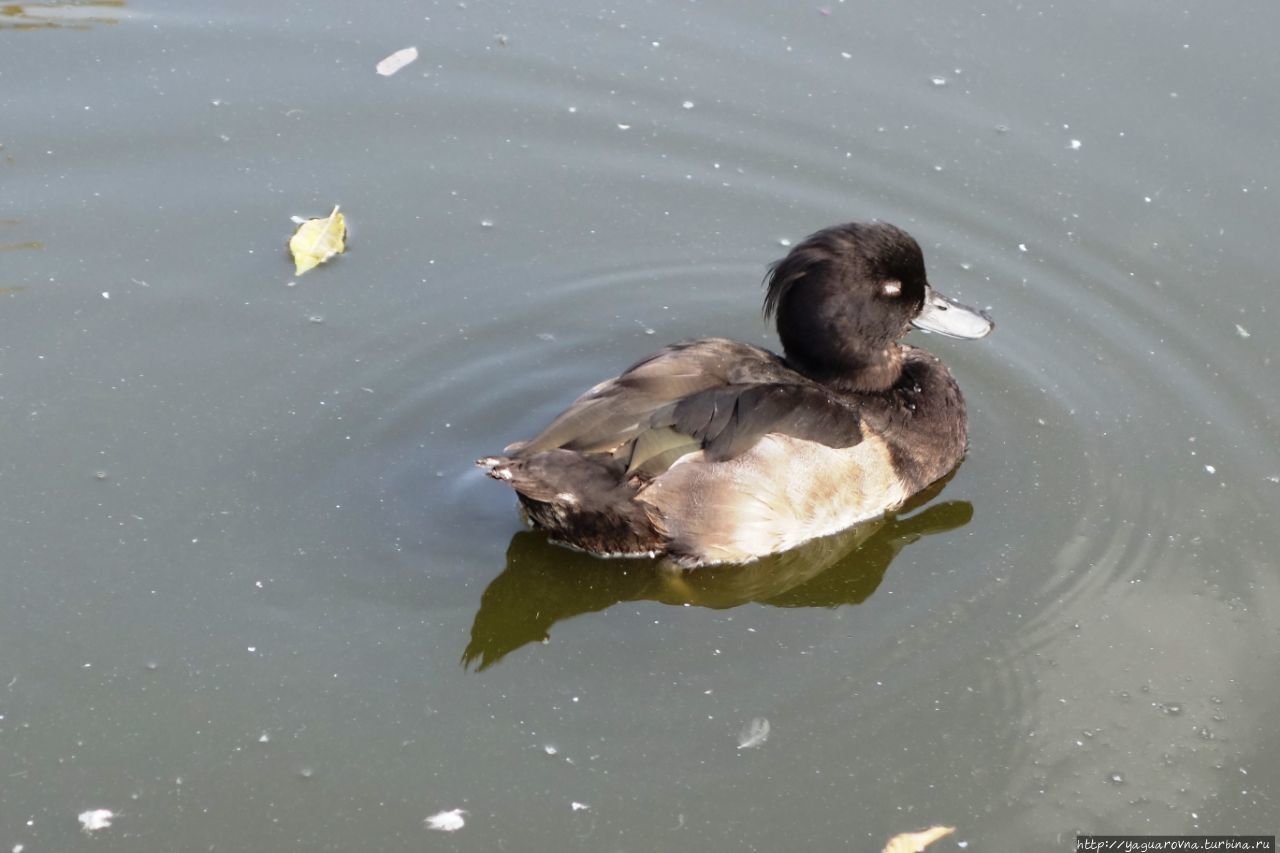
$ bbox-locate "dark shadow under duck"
[478,221,993,567]
[462,480,973,671]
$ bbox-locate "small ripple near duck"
[478,221,993,567]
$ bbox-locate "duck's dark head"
[763,221,992,391]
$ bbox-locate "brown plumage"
[478,222,992,567]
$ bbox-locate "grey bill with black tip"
[912,285,994,339]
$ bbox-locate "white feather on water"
[78,809,115,832]
[737,717,770,749]
[424,809,466,832]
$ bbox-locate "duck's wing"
[660,382,863,460]
[513,338,864,476]
[513,338,754,455]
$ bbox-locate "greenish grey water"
[3,1,1278,850]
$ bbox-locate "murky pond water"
[3,1,1278,850]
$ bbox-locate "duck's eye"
[881,280,902,296]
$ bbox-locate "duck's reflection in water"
[462,478,972,671]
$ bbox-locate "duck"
[477,221,993,568]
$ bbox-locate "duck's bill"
[912,285,994,339]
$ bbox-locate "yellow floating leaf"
[288,205,346,276]
[882,825,955,853]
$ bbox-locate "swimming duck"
[478,222,993,567]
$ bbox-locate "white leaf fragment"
[79,809,116,832]
[737,716,770,749]
[376,46,418,77]
[425,808,466,832]
[571,801,590,811]
[882,825,955,853]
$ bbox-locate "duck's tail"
[476,450,665,558]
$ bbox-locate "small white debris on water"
[480,219,494,228]
[258,732,271,743]
[543,744,559,756]
[778,238,792,247]
[682,100,695,109]
[79,809,115,832]
[1069,139,1082,150]
[425,809,466,832]
[737,717,770,749]
[1267,475,1279,484]
[616,123,631,130]
[1235,324,1251,338]
[930,75,947,86]
[102,292,110,300]
[841,51,852,59]
[375,46,418,77]
[1204,465,1216,474]
[1018,243,1028,252]
[571,801,590,811]
[15,844,26,852]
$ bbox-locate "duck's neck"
[785,344,905,393]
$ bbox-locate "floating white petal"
[376,47,419,77]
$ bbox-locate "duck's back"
[514,338,858,459]
[480,337,972,566]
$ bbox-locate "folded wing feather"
[514,338,865,478]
